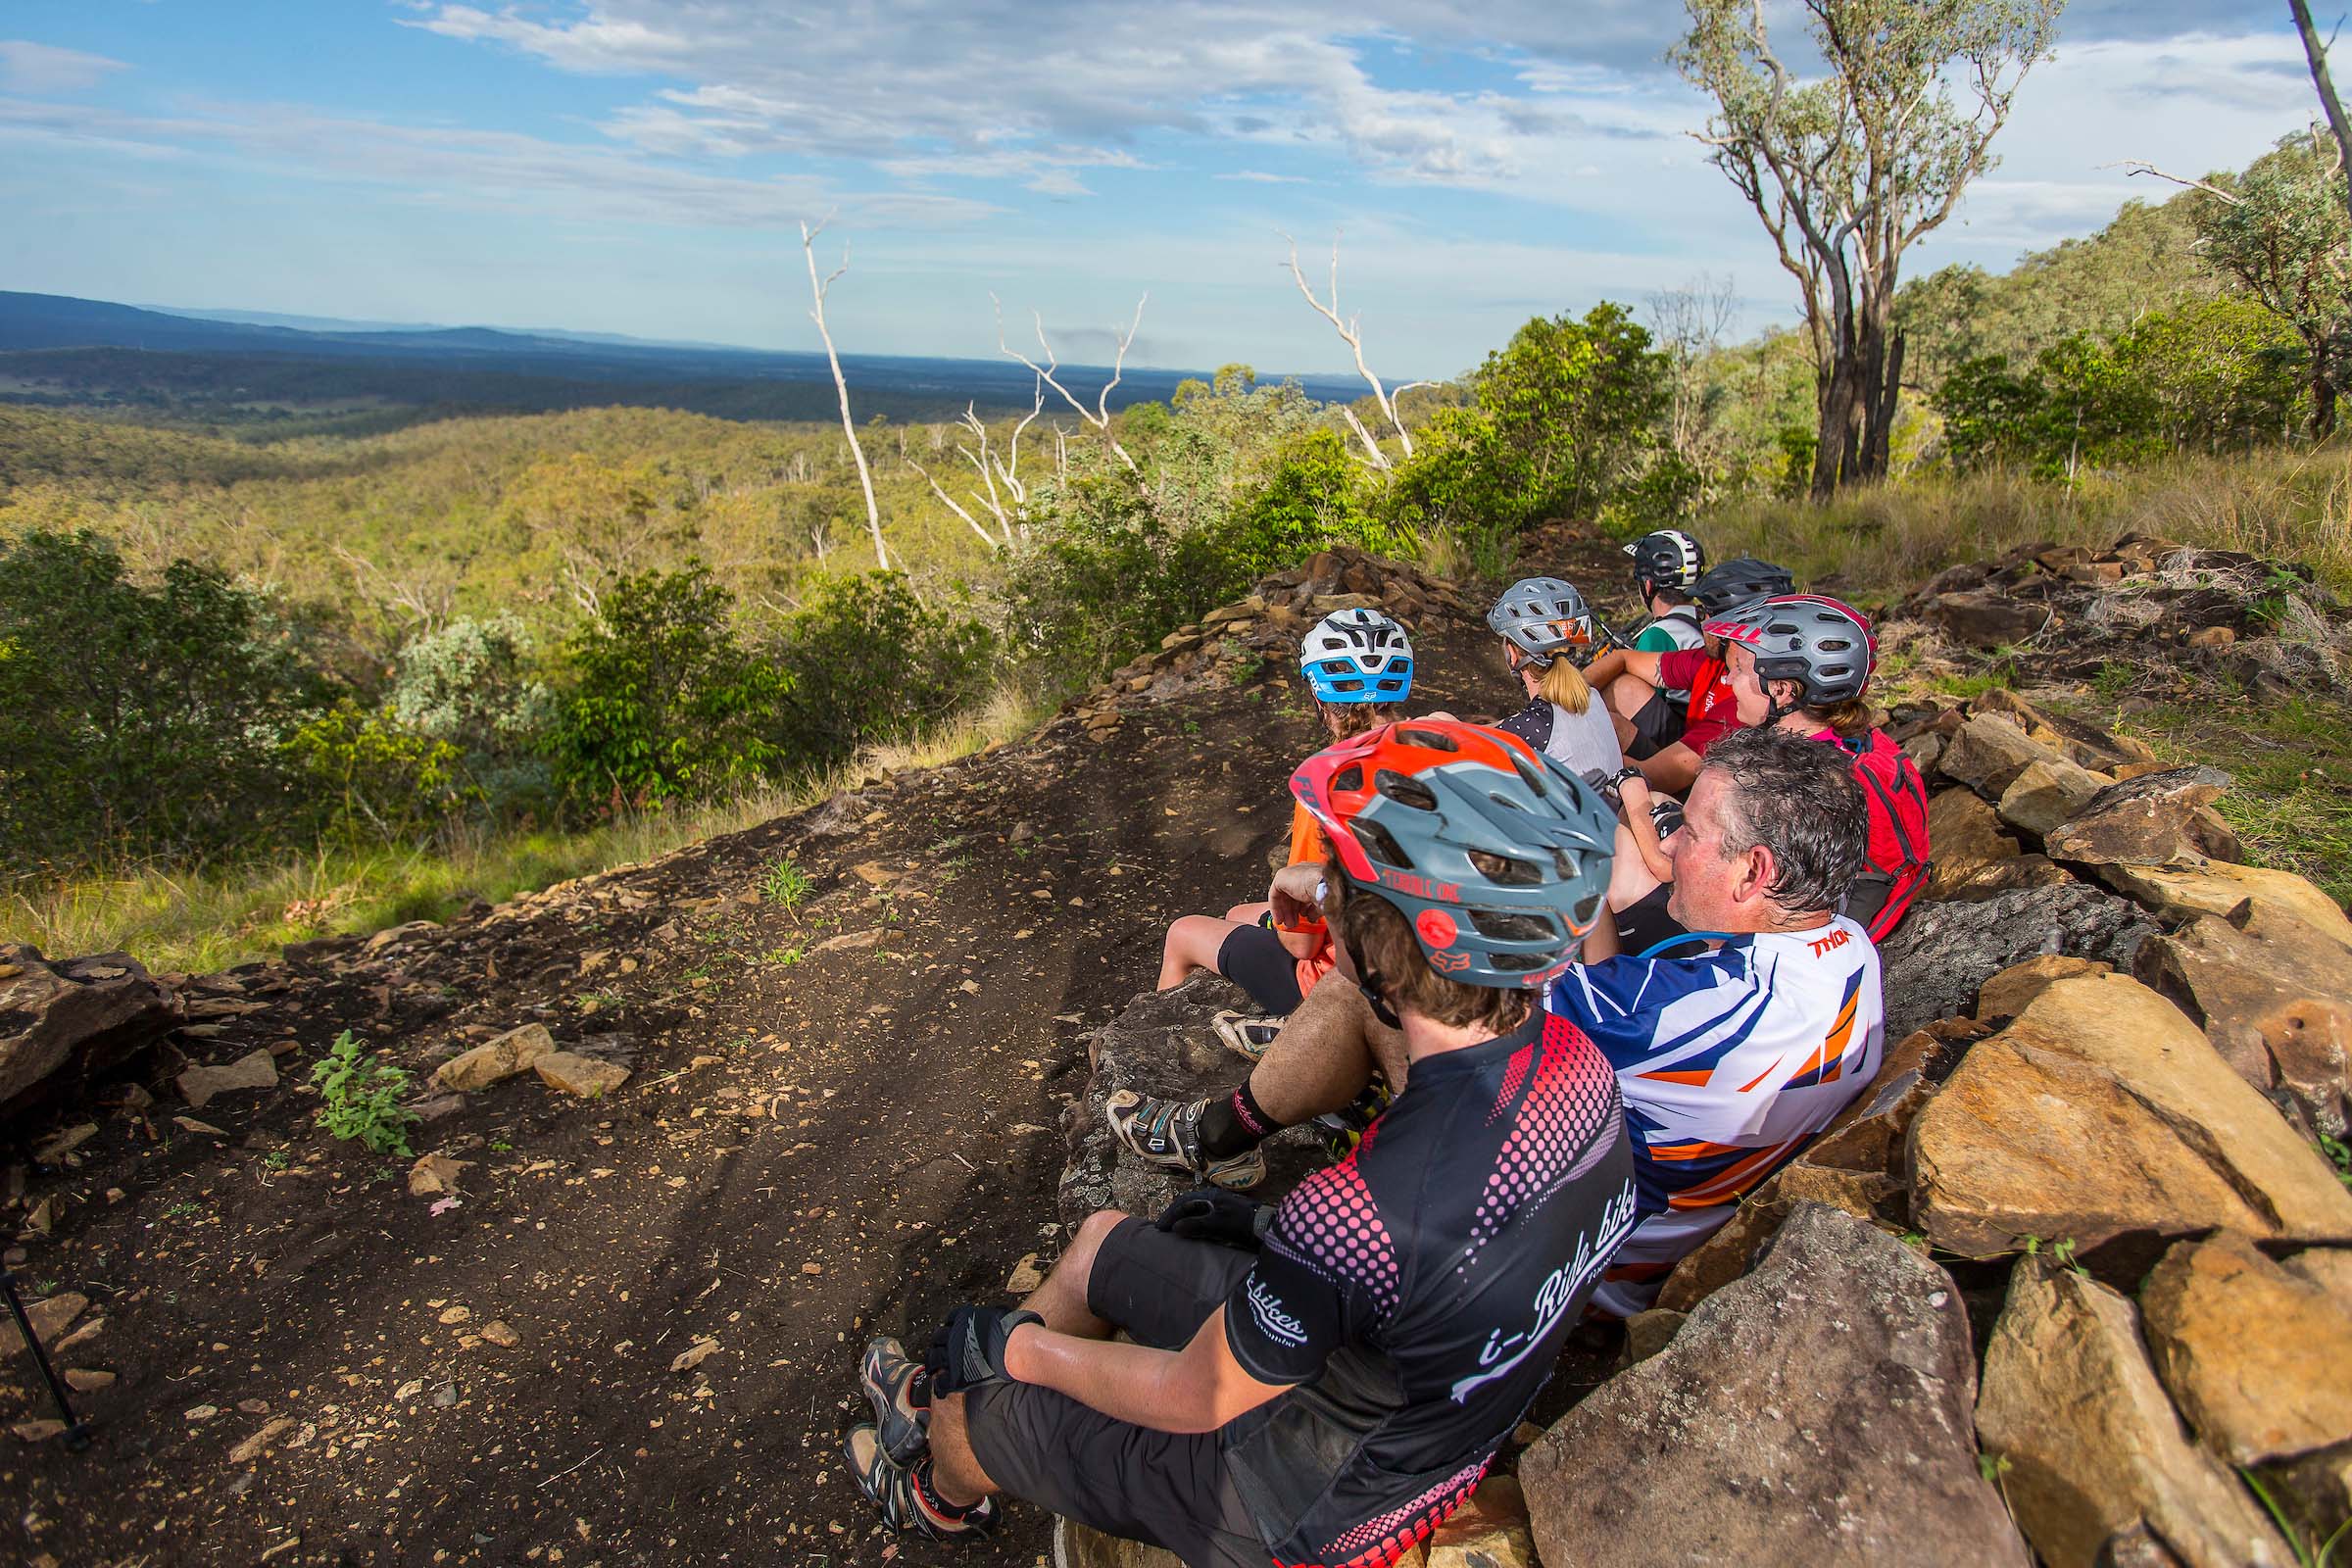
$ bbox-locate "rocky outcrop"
[1057,973,1326,1230]
[0,944,180,1119]
[1923,787,2019,899]
[1976,1262,2291,1568]
[1877,881,2153,1042]
[1995,756,2112,838]
[1524,1204,2026,1567]
[2139,1232,2352,1467]
[1907,973,2352,1265]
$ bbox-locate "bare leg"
[925,1207,1130,1507]
[1246,978,1407,1125]
[1021,1207,1124,1340]
[1607,819,1665,912]
[925,1393,999,1505]
[1158,914,1242,991]
[1224,901,1271,924]
[1606,671,1658,722]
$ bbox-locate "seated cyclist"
[847,719,1636,1566]
[1485,576,1624,781]
[1702,594,1932,942]
[1583,557,1795,796]
[1608,529,1708,757]
[1103,727,1883,1323]
[1155,608,1413,1046]
[1550,724,1886,1314]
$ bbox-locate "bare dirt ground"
[2,535,1631,1568]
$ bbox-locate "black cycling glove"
[928,1305,1043,1395]
[1154,1186,1274,1250]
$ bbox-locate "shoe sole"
[1105,1091,1268,1191]
[1210,1009,1282,1062]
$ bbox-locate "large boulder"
[1938,714,2060,798]
[2140,1232,2352,1467]
[1976,1262,2291,1568]
[1057,975,1326,1230]
[1996,757,2112,839]
[0,945,180,1118]
[1877,881,2154,1042]
[1971,688,2155,774]
[2135,911,2352,1138]
[1923,788,2019,899]
[1908,973,2352,1265]
[2044,766,2239,868]
[1524,1204,2026,1567]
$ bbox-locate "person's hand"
[1154,1186,1273,1250]
[928,1305,1044,1395]
[1267,860,1325,932]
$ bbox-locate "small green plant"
[762,946,805,967]
[2322,1132,2352,1190]
[760,857,814,911]
[1976,1452,2011,1486]
[261,1149,291,1170]
[165,1200,202,1219]
[489,1139,513,1152]
[310,1029,420,1156]
[2243,1465,2352,1567]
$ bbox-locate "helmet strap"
[1354,971,1403,1030]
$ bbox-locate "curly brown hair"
[1323,861,1533,1034]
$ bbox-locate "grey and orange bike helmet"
[1486,576,1607,668]
[1289,718,1615,989]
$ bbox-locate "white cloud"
[1218,171,1310,184]
[0,39,128,93]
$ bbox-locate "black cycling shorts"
[1216,923,1305,1014]
[963,1219,1263,1567]
[1623,688,1686,761]
[1613,882,1686,957]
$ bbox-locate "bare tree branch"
[1280,232,1414,466]
[994,295,1143,472]
[2106,160,2243,205]
[802,215,887,570]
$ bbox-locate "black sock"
[1197,1080,1282,1159]
[912,1458,990,1522]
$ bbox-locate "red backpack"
[1834,728,1932,941]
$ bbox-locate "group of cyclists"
[842,530,1934,1567]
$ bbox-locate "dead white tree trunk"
[1281,232,1415,468]
[802,216,886,569]
[995,295,1144,472]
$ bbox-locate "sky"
[0,1,2328,378]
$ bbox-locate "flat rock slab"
[1977,1262,2291,1568]
[2136,910,2352,1139]
[1524,1203,2025,1568]
[176,1048,277,1109]
[1057,974,1328,1231]
[1878,881,2153,1042]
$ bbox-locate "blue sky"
[0,1,2324,377]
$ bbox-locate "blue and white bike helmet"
[1299,607,1413,704]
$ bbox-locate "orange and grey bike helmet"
[1289,719,1615,989]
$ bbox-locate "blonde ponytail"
[1535,658,1593,715]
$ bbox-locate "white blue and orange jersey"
[1545,916,1885,1316]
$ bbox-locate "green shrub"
[286,700,470,841]
[388,613,555,811]
[0,527,326,872]
[774,570,995,761]
[544,564,794,809]
[311,1029,419,1156]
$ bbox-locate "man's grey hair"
[1701,726,1868,916]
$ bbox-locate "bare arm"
[1636,740,1701,795]
[1004,1310,1290,1435]
[1586,648,1662,691]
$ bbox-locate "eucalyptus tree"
[1674,0,2063,499]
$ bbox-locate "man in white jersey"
[1547,723,1886,1315]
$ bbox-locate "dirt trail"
[3,537,1634,1568]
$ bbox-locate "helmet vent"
[1329,762,1364,795]
[1468,850,1542,887]
[1354,820,1413,869]
[1374,769,1439,812]
[1395,726,1458,753]
[1470,908,1556,942]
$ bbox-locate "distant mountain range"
[0,291,1370,424]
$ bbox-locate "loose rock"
[176,1049,278,1109]
[0,945,179,1116]
[0,1292,85,1357]
[1877,880,2152,1041]
[533,1053,630,1099]
[2135,910,2352,1138]
[2042,765,2237,868]
[433,1023,558,1092]
[1996,757,2111,838]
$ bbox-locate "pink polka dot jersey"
[1217,1009,1636,1567]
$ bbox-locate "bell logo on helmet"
[1416,907,1459,948]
